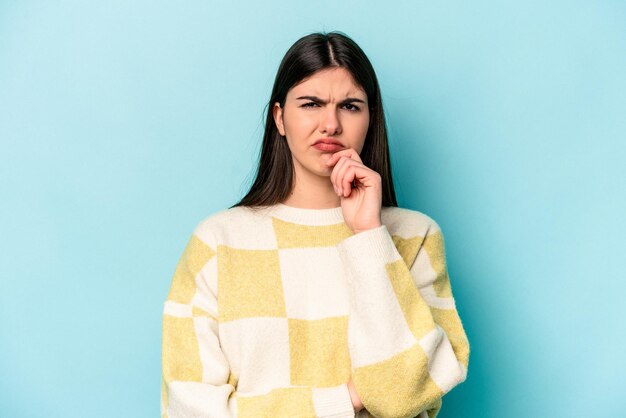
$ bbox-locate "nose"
[319,105,342,135]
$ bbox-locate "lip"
[312,138,345,152]
[313,143,344,152]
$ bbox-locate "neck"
[283,166,340,209]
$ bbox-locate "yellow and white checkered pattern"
[162,204,470,418]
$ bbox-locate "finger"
[335,157,353,196]
[337,158,368,197]
[332,150,365,194]
[342,164,379,196]
[326,148,362,167]
[341,163,360,197]
[331,156,351,195]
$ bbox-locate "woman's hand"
[347,378,364,412]
[325,148,382,234]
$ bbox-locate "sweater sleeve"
[336,220,470,418]
[162,231,356,418]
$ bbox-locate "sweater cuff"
[312,383,355,418]
[336,225,398,277]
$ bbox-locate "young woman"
[161,31,470,418]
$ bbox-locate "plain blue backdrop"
[1,1,625,417]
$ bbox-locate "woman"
[161,31,470,418]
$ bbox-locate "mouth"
[312,138,345,152]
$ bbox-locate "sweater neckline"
[261,202,345,225]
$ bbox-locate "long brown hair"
[230,31,397,209]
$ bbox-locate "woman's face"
[272,67,370,179]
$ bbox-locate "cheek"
[354,116,369,153]
[360,116,369,135]
[285,111,317,135]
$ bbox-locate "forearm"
[337,223,469,417]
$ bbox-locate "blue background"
[1,1,625,417]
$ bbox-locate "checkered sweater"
[161,203,470,418]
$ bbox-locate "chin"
[319,162,333,175]
[310,165,332,178]
[312,167,331,177]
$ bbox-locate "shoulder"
[189,205,273,248]
[381,206,443,239]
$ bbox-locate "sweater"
[161,202,470,418]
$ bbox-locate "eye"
[343,103,361,112]
[300,102,361,111]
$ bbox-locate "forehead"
[289,67,366,98]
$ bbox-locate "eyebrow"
[295,95,367,105]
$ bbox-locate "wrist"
[353,222,382,235]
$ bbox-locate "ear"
[272,102,286,136]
